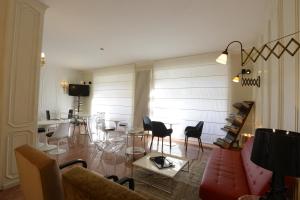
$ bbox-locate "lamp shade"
[232,76,240,83]
[251,128,300,177]
[216,50,228,64]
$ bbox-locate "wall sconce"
[217,41,260,87]
[41,52,46,66]
[232,69,251,83]
[232,69,260,87]
[217,32,300,66]
[60,80,69,93]
[216,41,245,66]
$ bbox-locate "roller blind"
[91,67,134,127]
[151,62,229,144]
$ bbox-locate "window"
[151,61,229,144]
[91,66,134,127]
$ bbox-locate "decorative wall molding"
[8,0,41,127]
[0,0,46,189]
[5,131,32,179]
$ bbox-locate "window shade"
[151,63,229,144]
[91,67,134,128]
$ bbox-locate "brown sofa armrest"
[62,167,146,200]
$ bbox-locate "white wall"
[254,0,300,198]
[38,65,83,120]
[228,53,254,135]
[254,0,300,131]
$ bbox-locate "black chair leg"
[150,136,154,152]
[199,138,204,152]
[161,137,164,154]
[186,137,188,151]
[116,177,135,190]
[169,135,171,151]
[72,124,76,135]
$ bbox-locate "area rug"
[133,153,209,200]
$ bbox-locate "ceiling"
[40,0,269,69]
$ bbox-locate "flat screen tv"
[68,84,90,97]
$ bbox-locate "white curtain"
[91,66,134,128]
[133,68,151,128]
[151,56,229,144]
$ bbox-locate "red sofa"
[199,138,272,200]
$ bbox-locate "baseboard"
[0,178,20,190]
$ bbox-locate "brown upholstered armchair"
[15,145,145,200]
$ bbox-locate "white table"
[133,152,189,178]
[38,119,61,126]
[132,152,189,193]
[108,119,124,130]
[164,122,179,129]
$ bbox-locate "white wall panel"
[282,0,296,130]
[0,0,46,189]
[255,0,300,198]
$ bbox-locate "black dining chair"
[142,116,152,133]
[46,110,51,120]
[68,109,73,119]
[46,110,59,120]
[184,121,204,152]
[150,121,173,153]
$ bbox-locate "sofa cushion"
[62,167,146,200]
[241,138,272,195]
[200,148,250,200]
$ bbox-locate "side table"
[125,128,149,160]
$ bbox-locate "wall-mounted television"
[68,84,90,97]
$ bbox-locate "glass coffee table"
[132,152,189,193]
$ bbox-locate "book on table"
[150,156,174,169]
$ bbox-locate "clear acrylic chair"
[87,116,125,166]
[48,122,70,155]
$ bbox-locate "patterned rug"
[133,153,209,200]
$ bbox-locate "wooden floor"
[0,127,211,200]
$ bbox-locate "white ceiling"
[40,0,269,69]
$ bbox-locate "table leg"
[132,133,135,160]
[143,134,146,155]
